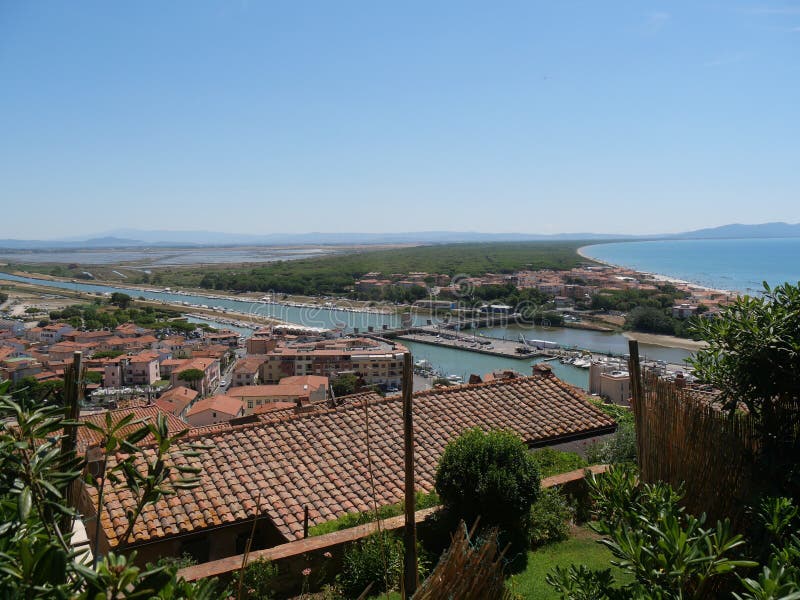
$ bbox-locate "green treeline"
[47,300,198,333]
[591,285,707,338]
[195,242,586,295]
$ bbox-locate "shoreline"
[576,244,736,297]
[0,269,395,317]
[622,331,708,352]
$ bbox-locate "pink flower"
[323,551,333,559]
[302,567,312,577]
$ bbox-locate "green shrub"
[529,487,574,548]
[547,466,759,598]
[435,429,540,539]
[585,421,637,465]
[309,491,439,537]
[237,557,278,599]
[530,447,587,478]
[337,532,402,598]
[332,373,358,397]
[588,398,634,425]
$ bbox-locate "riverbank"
[0,279,288,330]
[3,269,395,317]
[623,331,707,351]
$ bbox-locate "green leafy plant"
[547,466,758,599]
[688,282,800,414]
[688,281,800,501]
[236,557,278,599]
[435,429,540,536]
[337,532,402,598]
[530,447,587,478]
[733,497,800,599]
[529,487,574,548]
[0,391,213,598]
[331,373,358,398]
[308,491,439,537]
[585,421,637,465]
[177,368,205,384]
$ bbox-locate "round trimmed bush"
[434,428,541,535]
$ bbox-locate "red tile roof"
[86,375,614,548]
[278,375,329,389]
[185,395,244,418]
[252,401,299,415]
[155,386,199,415]
[77,405,188,453]
[233,357,265,374]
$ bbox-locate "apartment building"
[228,375,328,414]
[102,351,161,388]
[169,357,221,396]
[258,337,406,389]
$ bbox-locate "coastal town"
[1,252,727,398]
[3,1,799,595]
[1,249,734,412]
[1,246,784,596]
[358,261,736,321]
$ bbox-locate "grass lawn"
[506,526,631,599]
[363,526,627,600]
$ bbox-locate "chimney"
[675,371,686,389]
[295,394,313,413]
[532,363,553,378]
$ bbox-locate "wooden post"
[303,505,309,539]
[60,351,83,533]
[402,351,417,597]
[627,340,642,409]
[627,340,645,476]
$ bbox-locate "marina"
[0,271,696,391]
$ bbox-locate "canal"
[0,271,694,390]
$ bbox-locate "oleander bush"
[547,466,800,599]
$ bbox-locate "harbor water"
[0,271,695,389]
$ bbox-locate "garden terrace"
[79,374,616,564]
[176,466,610,596]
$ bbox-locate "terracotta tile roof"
[185,395,244,418]
[158,385,199,403]
[227,384,314,398]
[252,401,300,415]
[278,375,329,389]
[129,351,160,364]
[161,359,186,367]
[77,405,188,453]
[86,375,614,548]
[155,386,199,415]
[176,357,216,373]
[233,357,265,374]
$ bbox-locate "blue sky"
[1,1,798,238]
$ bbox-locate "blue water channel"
[0,271,694,389]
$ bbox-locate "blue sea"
[582,238,800,294]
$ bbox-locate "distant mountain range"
[1,222,799,250]
[671,222,800,240]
